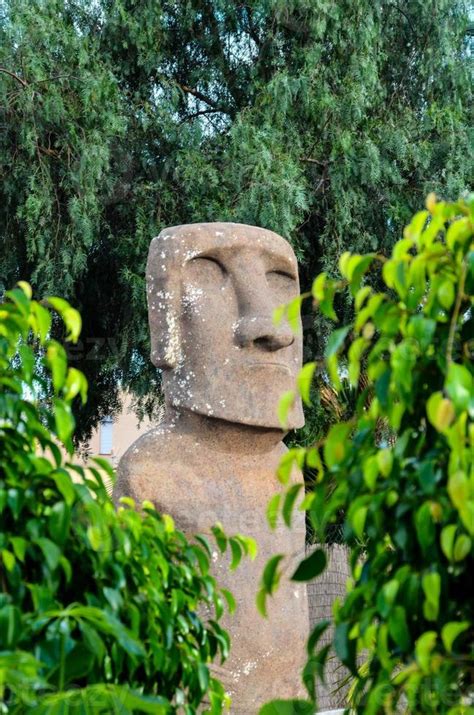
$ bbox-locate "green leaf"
[277,450,296,485]
[17,280,32,299]
[407,315,436,351]
[415,631,437,673]
[51,470,76,506]
[291,548,326,582]
[415,503,435,553]
[441,621,469,653]
[256,588,268,618]
[87,525,104,551]
[324,325,350,358]
[363,456,379,490]
[453,534,472,561]
[229,537,242,570]
[446,216,471,250]
[48,501,71,544]
[349,254,375,295]
[273,303,286,326]
[267,493,281,529]
[80,621,106,663]
[459,501,474,535]
[305,447,323,479]
[46,342,67,392]
[282,484,302,527]
[237,535,258,561]
[351,505,368,538]
[1,549,15,572]
[378,579,399,617]
[221,588,236,615]
[19,343,34,382]
[10,537,27,562]
[297,362,316,406]
[63,367,88,404]
[448,471,470,511]
[211,523,227,553]
[47,297,82,342]
[191,544,209,575]
[377,448,393,477]
[262,554,285,595]
[312,273,326,300]
[426,392,455,432]
[323,422,352,468]
[278,390,295,429]
[307,620,330,654]
[440,525,457,561]
[327,353,341,390]
[334,622,356,672]
[53,399,75,443]
[388,606,411,651]
[338,251,351,277]
[59,556,72,583]
[197,662,209,692]
[445,363,473,413]
[77,608,145,657]
[355,285,372,310]
[113,689,169,713]
[406,210,429,241]
[0,605,21,648]
[259,701,313,715]
[32,302,52,341]
[195,534,212,557]
[422,572,441,621]
[437,280,455,309]
[286,295,303,333]
[34,537,61,571]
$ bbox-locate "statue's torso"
[114,424,309,713]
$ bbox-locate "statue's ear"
[146,235,182,369]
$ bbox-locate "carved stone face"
[147,223,304,430]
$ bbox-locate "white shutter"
[99,417,113,454]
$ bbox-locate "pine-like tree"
[1,0,472,437]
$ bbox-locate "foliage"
[1,0,472,438]
[0,283,241,713]
[262,195,474,713]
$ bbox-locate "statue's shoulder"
[113,425,195,507]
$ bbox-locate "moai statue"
[114,223,309,712]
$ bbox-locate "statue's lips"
[247,361,292,374]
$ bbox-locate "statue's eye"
[185,256,227,284]
[266,270,297,288]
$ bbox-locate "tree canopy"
[1,0,472,438]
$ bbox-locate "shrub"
[0,284,236,713]
[261,195,474,714]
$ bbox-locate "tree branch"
[0,67,28,87]
[177,82,227,112]
[179,108,223,124]
[301,157,329,166]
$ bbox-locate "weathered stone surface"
[114,223,309,712]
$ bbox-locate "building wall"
[84,392,160,467]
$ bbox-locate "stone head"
[146,222,304,430]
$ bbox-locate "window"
[99,416,113,455]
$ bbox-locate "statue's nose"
[234,316,295,351]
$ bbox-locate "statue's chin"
[169,396,305,432]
